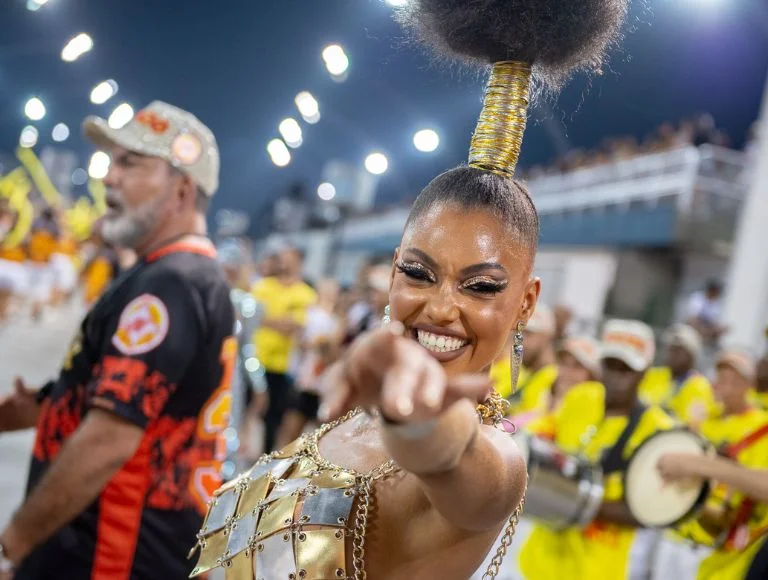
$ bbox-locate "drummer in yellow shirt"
[751,355,768,411]
[523,336,604,451]
[519,320,675,580]
[639,323,716,425]
[684,349,768,580]
[504,303,558,416]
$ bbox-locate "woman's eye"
[465,280,506,295]
[396,262,434,283]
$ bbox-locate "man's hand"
[318,323,491,424]
[0,378,40,433]
[657,452,707,484]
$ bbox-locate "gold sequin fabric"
[191,437,359,580]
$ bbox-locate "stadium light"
[90,80,118,105]
[267,139,291,167]
[61,33,93,62]
[413,129,440,153]
[88,151,110,179]
[365,152,389,175]
[19,126,39,148]
[26,0,49,11]
[322,44,350,78]
[295,91,320,124]
[317,182,337,201]
[24,97,46,121]
[386,0,408,6]
[52,123,70,143]
[279,118,303,149]
[108,103,134,129]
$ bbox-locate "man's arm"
[0,409,142,565]
[260,317,303,336]
[382,399,527,533]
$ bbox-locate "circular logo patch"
[171,132,202,166]
[112,294,170,355]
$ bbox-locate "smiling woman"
[191,1,628,579]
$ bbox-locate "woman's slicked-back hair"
[405,166,540,254]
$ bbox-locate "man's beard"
[102,190,168,249]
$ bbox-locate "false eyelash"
[396,261,434,282]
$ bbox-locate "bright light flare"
[52,122,70,142]
[108,103,134,129]
[413,129,440,152]
[72,168,88,186]
[322,44,350,77]
[295,91,320,124]
[317,182,337,201]
[26,0,49,11]
[267,139,291,167]
[90,80,118,105]
[365,152,389,175]
[19,126,39,148]
[88,151,110,179]
[386,0,408,6]
[61,33,93,62]
[279,118,303,149]
[24,97,46,121]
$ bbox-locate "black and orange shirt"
[21,239,236,580]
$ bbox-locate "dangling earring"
[510,321,525,395]
[382,304,391,326]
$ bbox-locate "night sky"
[1,0,766,235]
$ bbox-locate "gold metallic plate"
[310,470,356,490]
[257,494,299,539]
[295,528,347,579]
[236,476,271,518]
[273,436,307,459]
[292,456,320,479]
[223,550,254,580]
[191,528,230,576]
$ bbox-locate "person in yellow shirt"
[519,319,674,580]
[523,336,604,447]
[26,208,59,321]
[640,323,717,425]
[688,349,768,580]
[251,245,317,452]
[506,302,558,414]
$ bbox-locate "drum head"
[624,429,709,528]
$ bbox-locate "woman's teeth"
[416,330,467,353]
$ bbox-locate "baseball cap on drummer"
[526,303,556,336]
[601,319,656,372]
[715,348,756,383]
[559,336,602,378]
[664,323,703,360]
[83,101,219,196]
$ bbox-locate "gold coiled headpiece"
[468,60,532,178]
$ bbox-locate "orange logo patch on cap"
[112,294,169,355]
[603,331,649,355]
[171,132,202,166]
[136,110,170,134]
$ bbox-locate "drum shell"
[514,432,604,530]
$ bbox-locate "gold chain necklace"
[304,404,524,580]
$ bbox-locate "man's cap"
[715,348,756,383]
[526,303,556,336]
[83,100,219,196]
[601,319,656,372]
[664,323,703,360]
[558,336,602,378]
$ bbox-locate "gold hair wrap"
[468,61,532,178]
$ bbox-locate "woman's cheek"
[389,282,423,322]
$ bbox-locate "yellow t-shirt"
[519,405,675,580]
[526,381,606,454]
[693,408,768,579]
[252,277,317,374]
[639,367,717,425]
[490,358,529,400]
[748,389,768,411]
[510,364,558,417]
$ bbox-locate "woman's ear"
[390,247,400,292]
[518,277,541,326]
